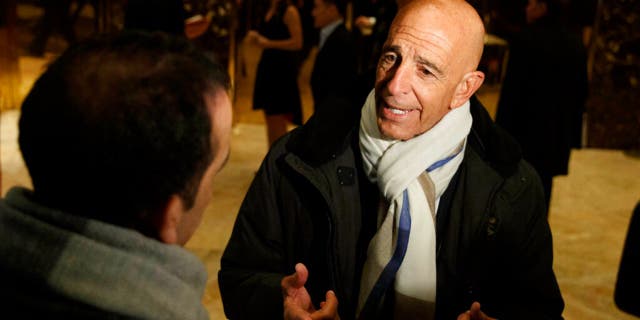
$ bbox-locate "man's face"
[176,88,232,245]
[374,7,465,140]
[312,0,337,29]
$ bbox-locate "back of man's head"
[19,31,230,229]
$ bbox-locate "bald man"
[219,0,564,319]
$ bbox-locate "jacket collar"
[467,95,522,177]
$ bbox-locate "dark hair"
[19,31,230,226]
[322,0,347,18]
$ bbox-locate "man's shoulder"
[332,23,352,37]
[460,147,545,226]
[497,158,544,203]
[284,96,361,166]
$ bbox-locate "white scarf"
[357,90,472,316]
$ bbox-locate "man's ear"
[450,70,485,109]
[157,195,184,244]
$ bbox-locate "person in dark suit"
[124,0,187,36]
[495,0,588,212]
[352,0,397,76]
[27,0,75,57]
[310,0,357,111]
[615,200,640,317]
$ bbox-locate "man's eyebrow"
[382,44,444,77]
[415,55,443,77]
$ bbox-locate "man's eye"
[381,53,397,64]
[421,68,432,76]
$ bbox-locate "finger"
[295,263,309,285]
[469,301,482,319]
[311,290,339,320]
[281,263,309,294]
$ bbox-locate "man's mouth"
[380,99,418,116]
[388,107,409,115]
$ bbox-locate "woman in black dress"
[248,0,303,146]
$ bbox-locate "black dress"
[252,3,303,125]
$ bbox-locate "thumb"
[282,263,309,293]
[469,301,482,319]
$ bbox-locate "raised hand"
[281,263,340,320]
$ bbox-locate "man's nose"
[386,63,411,96]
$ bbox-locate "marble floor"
[2,43,640,320]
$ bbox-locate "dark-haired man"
[0,32,232,318]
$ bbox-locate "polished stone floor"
[2,44,640,320]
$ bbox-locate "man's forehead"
[387,23,453,65]
[389,23,452,47]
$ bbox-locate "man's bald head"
[374,0,486,140]
[393,0,485,74]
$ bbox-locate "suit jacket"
[310,23,357,111]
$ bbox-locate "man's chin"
[377,121,413,141]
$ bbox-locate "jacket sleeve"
[492,161,565,319]
[218,142,290,319]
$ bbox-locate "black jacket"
[219,96,564,319]
[310,23,357,110]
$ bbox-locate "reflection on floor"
[2,48,640,320]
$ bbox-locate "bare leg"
[265,114,290,147]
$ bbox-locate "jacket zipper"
[286,155,343,305]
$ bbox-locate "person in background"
[352,0,397,76]
[27,0,75,57]
[309,0,356,112]
[219,0,564,319]
[615,200,640,318]
[248,0,304,146]
[296,0,318,70]
[495,0,588,211]
[124,0,212,40]
[0,32,232,318]
[124,0,187,35]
